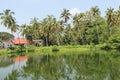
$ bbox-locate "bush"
[52,46,59,52]
[26,46,35,53]
[108,34,120,49]
[114,43,120,50]
[101,34,120,50]
[101,44,112,50]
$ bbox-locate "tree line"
[0,6,120,46]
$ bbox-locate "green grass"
[0,49,8,56]
[0,45,98,57]
[25,45,91,56]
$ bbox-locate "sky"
[0,0,120,37]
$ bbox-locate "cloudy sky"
[0,0,120,37]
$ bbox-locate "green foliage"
[0,32,14,40]
[7,45,26,55]
[52,46,59,52]
[108,34,120,49]
[1,6,120,50]
[25,46,35,53]
[101,34,120,50]
[100,43,112,50]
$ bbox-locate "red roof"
[12,38,34,45]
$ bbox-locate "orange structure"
[12,38,34,45]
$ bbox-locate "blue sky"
[0,0,120,37]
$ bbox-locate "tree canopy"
[0,6,120,46]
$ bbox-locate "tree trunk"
[46,37,48,46]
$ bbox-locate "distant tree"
[0,9,18,33]
[0,32,14,40]
[30,17,40,39]
[21,24,33,41]
[60,9,71,23]
[90,6,101,44]
[106,8,114,36]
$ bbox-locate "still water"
[0,50,120,80]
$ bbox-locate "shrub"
[26,46,35,53]
[108,34,120,49]
[101,43,112,50]
[52,46,59,52]
[101,34,120,50]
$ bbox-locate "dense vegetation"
[0,6,120,49]
[0,32,14,41]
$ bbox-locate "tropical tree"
[40,15,64,45]
[106,8,114,37]
[116,6,120,26]
[73,13,87,44]
[90,6,101,44]
[0,9,18,33]
[50,18,64,45]
[60,9,71,23]
[0,32,14,40]
[21,24,33,41]
[30,17,40,40]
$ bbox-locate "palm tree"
[73,13,86,44]
[51,18,64,45]
[60,9,71,23]
[90,6,100,43]
[30,17,40,39]
[116,6,120,26]
[0,9,17,33]
[21,24,33,40]
[40,17,50,46]
[106,8,114,36]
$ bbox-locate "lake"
[0,50,120,80]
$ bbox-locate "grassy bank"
[0,45,91,57]
[0,45,120,57]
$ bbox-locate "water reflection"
[1,50,120,80]
[0,56,27,80]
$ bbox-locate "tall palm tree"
[90,6,100,43]
[73,13,86,44]
[0,9,17,33]
[116,6,120,26]
[106,8,114,36]
[60,9,71,23]
[40,17,50,46]
[21,24,33,40]
[30,17,40,39]
[91,6,100,18]
[51,18,64,45]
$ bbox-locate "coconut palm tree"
[51,18,64,45]
[116,6,120,26]
[73,13,86,44]
[60,9,71,23]
[30,17,40,39]
[21,24,33,40]
[106,8,114,36]
[0,9,17,33]
[90,6,101,43]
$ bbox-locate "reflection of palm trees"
[4,51,120,80]
[4,70,18,80]
[0,57,13,67]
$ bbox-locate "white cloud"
[69,8,80,15]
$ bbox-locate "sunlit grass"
[1,45,119,57]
